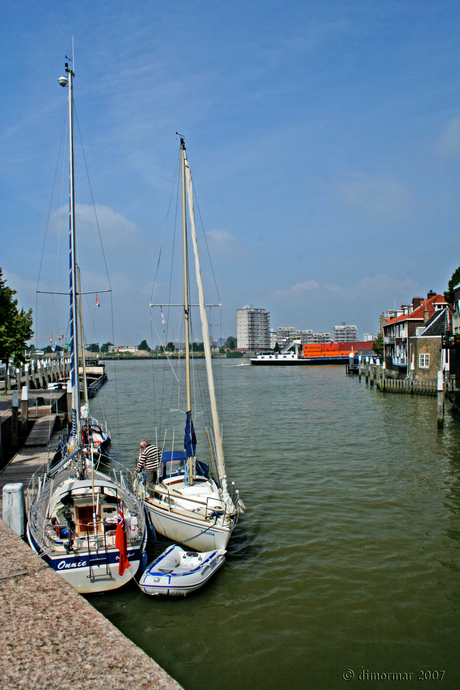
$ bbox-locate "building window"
[419,353,430,368]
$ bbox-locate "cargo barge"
[250,340,375,365]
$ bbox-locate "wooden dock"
[0,415,62,516]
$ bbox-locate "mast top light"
[58,76,68,87]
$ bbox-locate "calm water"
[88,360,460,690]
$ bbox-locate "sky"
[1,0,460,348]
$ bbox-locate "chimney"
[423,299,430,323]
[412,296,423,310]
[427,290,436,300]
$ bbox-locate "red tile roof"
[383,294,447,327]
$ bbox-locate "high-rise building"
[333,323,358,342]
[237,306,270,350]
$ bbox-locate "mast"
[184,149,231,503]
[181,139,191,415]
[181,139,194,482]
[59,62,80,444]
[77,266,88,405]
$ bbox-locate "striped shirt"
[136,444,162,473]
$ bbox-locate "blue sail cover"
[184,411,197,458]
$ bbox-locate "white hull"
[145,499,233,551]
[27,524,144,594]
[27,463,147,594]
[136,472,236,552]
[139,544,226,596]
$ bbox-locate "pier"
[0,391,183,690]
[347,357,456,429]
[0,519,183,690]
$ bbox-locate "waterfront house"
[408,307,450,382]
[383,292,447,379]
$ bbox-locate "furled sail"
[184,155,232,506]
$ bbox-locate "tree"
[0,268,34,370]
[166,342,175,352]
[372,333,383,356]
[101,342,113,353]
[444,265,460,305]
[138,339,151,352]
[225,336,237,349]
[87,343,100,353]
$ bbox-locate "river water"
[87,359,460,690]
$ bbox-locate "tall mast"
[181,139,192,418]
[184,151,230,503]
[60,62,80,443]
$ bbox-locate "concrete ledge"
[0,519,183,690]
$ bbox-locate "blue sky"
[1,0,459,347]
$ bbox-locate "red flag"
[115,501,130,575]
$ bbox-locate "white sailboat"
[26,59,147,593]
[135,138,244,552]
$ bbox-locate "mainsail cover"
[184,411,197,458]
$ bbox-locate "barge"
[250,339,375,365]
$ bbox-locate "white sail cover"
[184,156,232,507]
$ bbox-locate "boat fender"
[125,515,138,538]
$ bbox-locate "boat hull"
[144,500,233,552]
[27,525,144,594]
[250,356,351,365]
[139,545,226,596]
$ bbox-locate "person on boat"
[136,440,162,494]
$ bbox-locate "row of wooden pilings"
[347,355,454,429]
[1,358,71,393]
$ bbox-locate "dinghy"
[139,544,226,596]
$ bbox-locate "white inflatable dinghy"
[139,544,226,596]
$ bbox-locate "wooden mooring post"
[437,371,444,429]
[11,391,18,450]
[20,386,28,437]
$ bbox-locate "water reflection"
[89,361,460,690]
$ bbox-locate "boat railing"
[40,512,142,552]
[153,484,229,521]
[85,522,110,579]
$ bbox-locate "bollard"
[2,483,25,537]
[11,391,19,449]
[21,385,29,436]
[437,371,444,429]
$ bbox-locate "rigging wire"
[73,102,121,439]
[35,109,69,351]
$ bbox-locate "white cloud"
[271,280,319,301]
[203,228,249,263]
[338,175,415,221]
[323,274,420,303]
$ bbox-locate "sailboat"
[135,138,244,552]
[26,60,147,594]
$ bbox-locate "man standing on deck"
[136,440,162,494]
